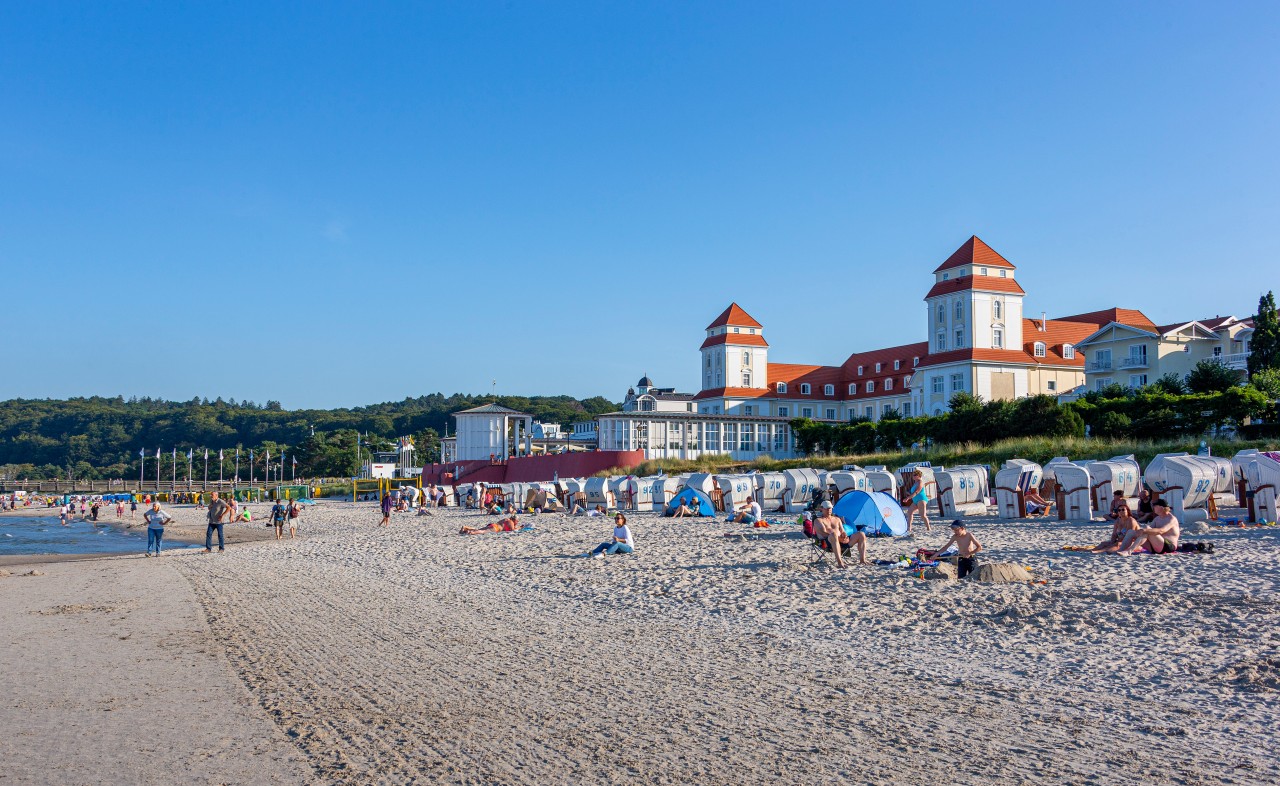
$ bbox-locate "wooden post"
[1056,487,1067,520]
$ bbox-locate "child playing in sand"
[927,520,983,578]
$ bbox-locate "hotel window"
[864,406,873,419]
[955,329,964,349]
[801,407,813,418]
[875,363,882,372]
[937,331,946,351]
[913,357,920,367]
[778,406,788,417]
[1095,378,1112,391]
[1033,342,1046,358]
[866,381,875,392]
[825,408,836,420]
[743,405,754,416]
[823,384,834,396]
[776,382,787,393]
[932,376,943,394]
[902,402,912,416]
[883,403,894,416]
[740,424,752,452]
[706,422,719,449]
[951,373,964,391]
[848,383,856,395]
[960,268,967,277]
[1063,344,1075,359]
[734,327,740,333]
[857,365,864,375]
[992,328,1004,349]
[724,423,737,451]
[980,267,988,276]
[1046,381,1057,392]
[885,378,893,391]
[1129,374,1148,388]
[800,383,811,394]
[993,300,1002,319]
[748,328,755,334]
[954,300,963,319]
[743,371,751,386]
[743,351,750,365]
[999,269,1007,277]
[942,273,950,281]
[894,360,900,370]
[937,305,945,324]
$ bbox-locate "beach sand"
[2,500,1278,784]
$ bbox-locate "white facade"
[597,412,797,460]
[452,404,534,461]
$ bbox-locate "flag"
[156,447,161,459]
[139,448,144,458]
[204,448,208,460]
[187,449,193,460]
[219,449,223,461]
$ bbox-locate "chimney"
[1041,312,1047,331]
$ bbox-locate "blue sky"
[2,2,1277,409]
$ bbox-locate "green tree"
[1250,367,1280,400]
[1185,359,1239,394]
[1248,291,1280,376]
[1150,373,1188,396]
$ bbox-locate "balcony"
[1087,359,1112,372]
[1222,352,1250,371]
[1120,356,1149,369]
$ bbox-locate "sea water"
[0,515,189,556]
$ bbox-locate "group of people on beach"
[1091,493,1181,554]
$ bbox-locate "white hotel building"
[599,236,1130,460]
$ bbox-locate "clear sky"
[2,2,1277,409]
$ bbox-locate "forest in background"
[0,393,618,480]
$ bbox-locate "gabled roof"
[933,236,1016,274]
[1054,307,1157,333]
[700,333,769,349]
[706,303,763,330]
[1155,321,1220,339]
[455,403,529,416]
[925,275,1026,299]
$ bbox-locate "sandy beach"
[2,500,1278,785]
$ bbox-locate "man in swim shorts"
[1118,499,1180,554]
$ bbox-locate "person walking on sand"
[144,501,172,557]
[287,500,301,539]
[116,499,125,518]
[130,497,138,520]
[380,492,393,527]
[902,469,932,533]
[270,499,288,539]
[204,491,231,553]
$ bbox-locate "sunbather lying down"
[459,516,519,535]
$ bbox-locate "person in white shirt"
[586,513,635,557]
[731,495,764,525]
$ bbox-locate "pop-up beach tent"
[831,490,908,537]
[665,487,715,517]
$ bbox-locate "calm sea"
[0,515,193,557]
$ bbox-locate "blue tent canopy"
[665,487,715,517]
[832,490,908,537]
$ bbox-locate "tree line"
[0,393,618,481]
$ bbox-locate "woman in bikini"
[1092,503,1140,553]
[902,469,931,533]
[1117,499,1180,554]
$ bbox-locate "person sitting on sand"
[585,513,634,557]
[1105,491,1127,520]
[1092,504,1141,553]
[902,469,931,533]
[1024,488,1051,516]
[671,500,695,518]
[1117,499,1180,555]
[814,500,867,568]
[731,495,763,525]
[1135,489,1156,524]
[927,520,983,578]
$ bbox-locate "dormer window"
[866,381,875,392]
[733,327,740,333]
[999,270,1007,277]
[942,273,950,281]
[894,360,900,370]
[875,363,882,372]
[913,357,919,367]
[776,382,787,393]
[823,384,834,396]
[748,328,755,334]
[1063,344,1075,359]
[885,378,893,391]
[905,375,912,386]
[1034,342,1047,358]
[800,383,811,395]
[848,383,856,395]
[857,365,864,375]
[960,268,967,276]
[980,267,987,276]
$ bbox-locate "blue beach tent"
[665,487,715,517]
[832,490,908,537]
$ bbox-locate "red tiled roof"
[1053,307,1157,334]
[699,333,769,350]
[838,342,929,399]
[1022,318,1098,367]
[693,386,773,401]
[766,363,845,400]
[933,236,1016,274]
[916,348,1048,368]
[924,275,1026,299]
[705,303,763,330]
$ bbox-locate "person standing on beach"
[902,469,932,534]
[59,504,70,527]
[204,491,231,553]
[380,492,393,527]
[129,497,138,520]
[144,502,171,556]
[270,499,288,539]
[116,499,125,518]
[287,500,301,539]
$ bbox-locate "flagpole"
[139,448,144,489]
[155,448,160,491]
[203,449,208,487]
